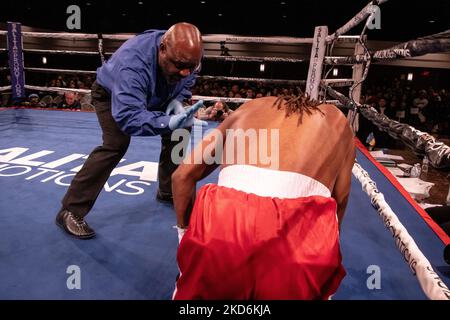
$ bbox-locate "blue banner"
[7,22,25,101]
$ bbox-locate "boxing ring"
[1,0,450,299]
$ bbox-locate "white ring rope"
[25,67,97,75]
[203,55,304,63]
[23,48,115,56]
[204,34,360,44]
[21,32,132,41]
[322,79,354,87]
[192,95,344,106]
[192,95,251,104]
[8,84,345,108]
[0,30,359,45]
[24,85,91,94]
[326,0,388,43]
[203,34,313,45]
[324,55,368,65]
[0,30,314,45]
[198,75,305,85]
[352,162,450,300]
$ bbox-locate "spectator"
[58,92,81,110]
[24,93,40,107]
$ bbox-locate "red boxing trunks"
[173,165,346,299]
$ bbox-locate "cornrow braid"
[273,92,324,124]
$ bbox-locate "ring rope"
[192,95,251,104]
[324,30,450,66]
[197,75,305,85]
[352,162,450,300]
[191,95,345,106]
[203,55,304,63]
[24,67,97,75]
[373,30,450,60]
[322,84,354,108]
[326,0,388,43]
[23,48,112,56]
[0,30,314,45]
[0,30,360,45]
[24,85,91,94]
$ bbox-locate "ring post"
[306,26,328,100]
[7,22,26,103]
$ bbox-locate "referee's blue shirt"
[96,29,196,136]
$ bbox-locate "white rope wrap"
[192,95,344,106]
[204,34,359,45]
[25,67,97,75]
[0,84,344,107]
[334,35,361,43]
[326,0,388,43]
[21,31,133,41]
[2,30,311,45]
[24,85,91,94]
[192,95,251,103]
[324,55,368,65]
[202,34,313,45]
[204,55,304,63]
[352,162,450,300]
[322,78,354,87]
[198,75,305,85]
[23,48,115,56]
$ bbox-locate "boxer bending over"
[172,95,355,299]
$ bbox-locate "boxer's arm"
[172,115,235,228]
[333,142,356,229]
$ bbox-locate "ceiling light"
[138,1,144,4]
[218,13,223,17]
[42,57,47,65]
[429,20,435,23]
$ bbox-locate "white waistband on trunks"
[218,165,331,199]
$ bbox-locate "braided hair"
[273,92,324,124]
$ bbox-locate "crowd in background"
[0,74,95,110]
[361,78,450,136]
[1,74,449,139]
